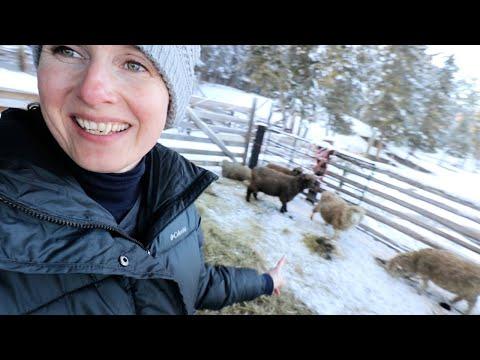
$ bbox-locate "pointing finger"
[277,255,287,268]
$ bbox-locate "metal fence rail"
[253,123,480,258]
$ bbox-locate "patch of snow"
[196,82,273,120]
[343,114,374,138]
[201,177,473,314]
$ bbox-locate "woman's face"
[37,45,170,173]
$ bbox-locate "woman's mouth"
[72,116,131,136]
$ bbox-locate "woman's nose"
[77,62,119,107]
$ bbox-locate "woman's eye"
[52,46,82,59]
[125,61,147,73]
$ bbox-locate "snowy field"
[198,176,476,315]
[2,68,479,314]
[188,82,480,314]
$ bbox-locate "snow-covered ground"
[166,82,480,271]
[188,82,480,314]
[306,121,370,155]
[201,176,474,315]
[195,82,273,120]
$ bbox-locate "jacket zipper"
[0,193,149,252]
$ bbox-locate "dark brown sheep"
[266,163,303,176]
[246,166,320,213]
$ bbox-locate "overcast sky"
[428,45,480,87]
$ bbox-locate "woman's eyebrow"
[123,45,144,55]
[122,46,154,63]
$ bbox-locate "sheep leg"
[332,229,340,241]
[465,297,477,315]
[280,202,288,213]
[450,295,464,305]
[253,192,258,200]
[419,277,429,294]
[246,188,252,202]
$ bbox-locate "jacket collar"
[0,107,218,246]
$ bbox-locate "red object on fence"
[313,146,335,178]
[306,145,335,203]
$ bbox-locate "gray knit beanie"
[31,45,201,129]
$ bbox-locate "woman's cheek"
[144,109,168,139]
[38,69,68,108]
[134,91,169,132]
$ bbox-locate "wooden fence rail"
[160,133,245,147]
[328,161,480,225]
[322,180,450,252]
[259,125,480,258]
[372,166,480,213]
[322,178,480,253]
[325,170,480,244]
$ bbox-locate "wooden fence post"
[248,124,267,169]
[339,168,348,189]
[243,98,257,165]
[288,137,298,168]
[187,108,238,163]
[18,45,27,72]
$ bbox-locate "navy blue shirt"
[70,157,146,224]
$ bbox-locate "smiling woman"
[0,45,286,315]
[36,45,170,173]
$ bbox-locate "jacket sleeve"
[194,211,270,311]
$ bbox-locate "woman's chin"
[72,156,134,174]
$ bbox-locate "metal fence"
[251,123,480,257]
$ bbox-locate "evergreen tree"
[363,46,408,146]
[418,55,458,152]
[242,45,293,128]
[447,80,480,158]
[198,45,250,86]
[197,45,470,159]
[472,113,480,170]
[313,45,362,135]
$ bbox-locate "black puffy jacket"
[0,107,269,314]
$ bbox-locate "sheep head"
[299,174,320,192]
[292,167,303,176]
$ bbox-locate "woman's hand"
[267,256,287,296]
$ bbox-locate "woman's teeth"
[74,117,131,136]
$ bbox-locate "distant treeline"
[198,45,480,159]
